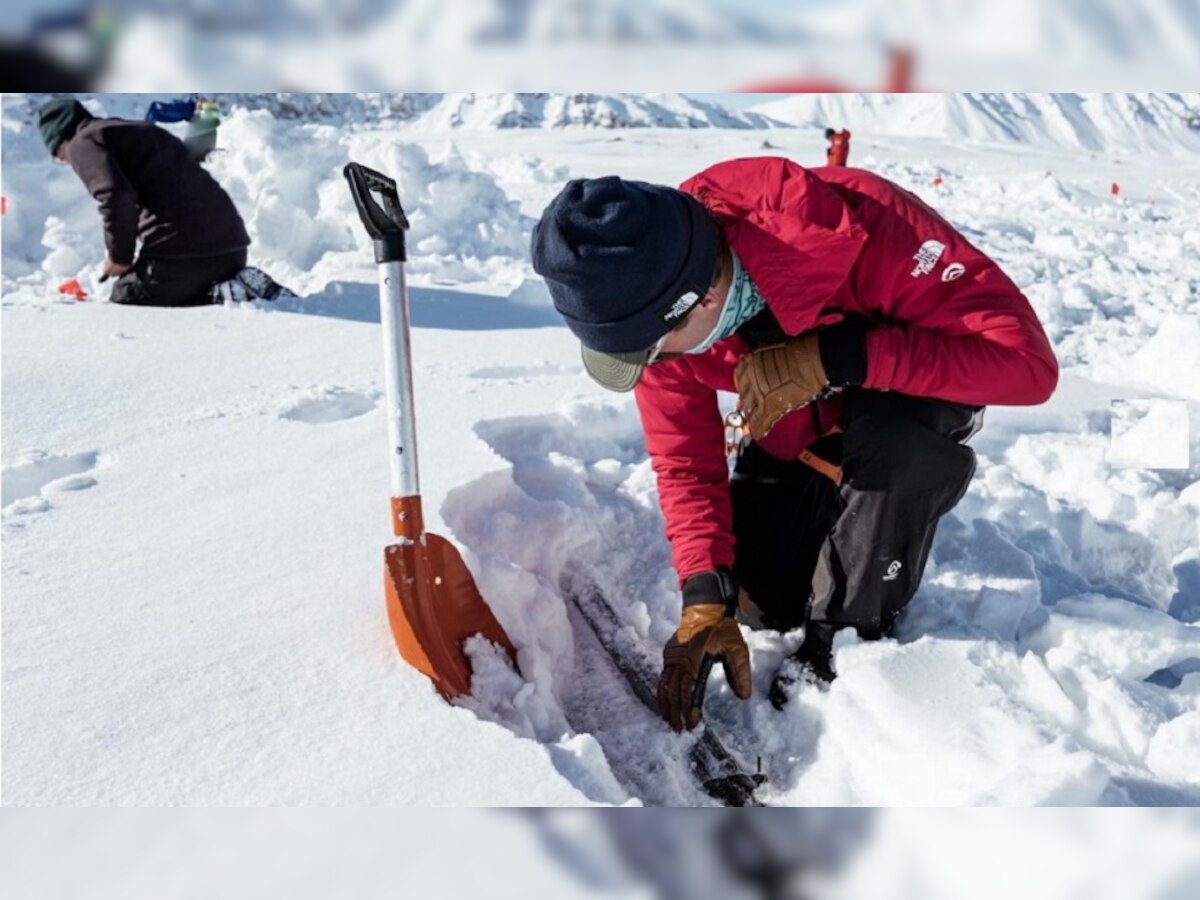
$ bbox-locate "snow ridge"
[9,91,789,131]
[230,92,791,130]
[752,93,1200,155]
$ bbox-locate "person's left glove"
[658,569,752,732]
[733,332,828,441]
[734,318,870,441]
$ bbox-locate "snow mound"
[1125,316,1200,403]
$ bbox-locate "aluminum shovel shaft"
[377,259,420,507]
[344,161,516,698]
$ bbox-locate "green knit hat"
[37,98,94,156]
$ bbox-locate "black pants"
[731,390,981,638]
[109,249,247,307]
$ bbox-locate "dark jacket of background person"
[66,117,250,266]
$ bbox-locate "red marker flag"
[58,277,88,301]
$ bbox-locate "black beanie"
[531,176,720,353]
[37,98,94,156]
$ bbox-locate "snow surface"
[1111,400,1191,471]
[2,95,1199,806]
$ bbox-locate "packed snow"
[2,93,1198,805]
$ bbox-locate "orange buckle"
[798,449,843,486]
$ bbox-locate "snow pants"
[730,389,981,638]
[109,248,247,307]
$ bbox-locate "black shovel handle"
[343,162,410,264]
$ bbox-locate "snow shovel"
[344,161,517,698]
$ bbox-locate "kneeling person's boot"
[236,266,295,300]
[208,277,251,304]
[769,621,837,710]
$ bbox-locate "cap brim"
[581,344,653,392]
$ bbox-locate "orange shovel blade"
[384,532,516,699]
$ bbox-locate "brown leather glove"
[733,331,828,441]
[658,572,752,732]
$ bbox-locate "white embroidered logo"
[883,560,903,582]
[665,290,699,322]
[942,262,966,282]
[911,240,945,278]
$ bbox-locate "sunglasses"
[646,330,673,366]
[646,246,727,365]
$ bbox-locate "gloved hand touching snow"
[658,569,752,732]
[102,258,132,279]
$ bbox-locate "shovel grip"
[344,162,410,264]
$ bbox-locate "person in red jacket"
[825,128,851,166]
[531,158,1058,732]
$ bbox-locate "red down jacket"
[634,157,1058,586]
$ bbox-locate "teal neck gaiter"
[687,249,767,355]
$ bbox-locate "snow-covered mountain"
[229,92,790,130]
[405,92,789,129]
[752,93,1200,155]
[223,93,445,123]
[5,92,445,127]
[17,92,790,130]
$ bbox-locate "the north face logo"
[664,289,700,323]
[911,240,946,277]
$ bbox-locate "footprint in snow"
[2,450,102,515]
[279,388,379,425]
